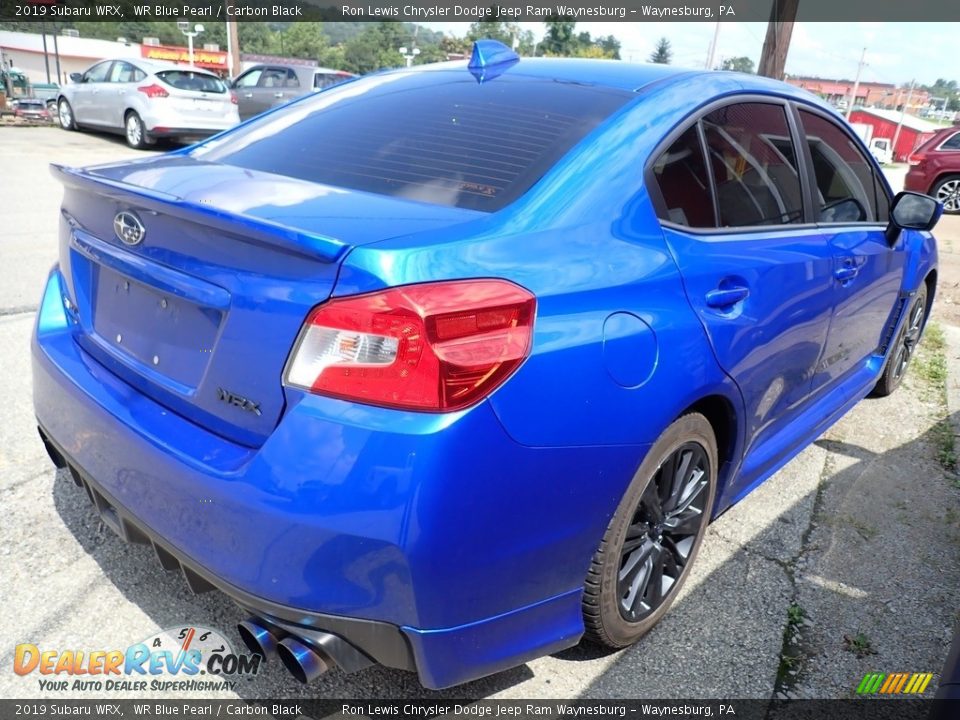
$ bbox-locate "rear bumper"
[904,168,931,193]
[140,105,237,138]
[146,126,229,140]
[32,267,645,687]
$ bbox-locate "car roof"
[410,57,688,92]
[394,58,833,108]
[245,63,352,74]
[116,58,220,76]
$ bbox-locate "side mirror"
[886,191,942,244]
[69,72,83,83]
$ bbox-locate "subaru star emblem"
[113,211,145,246]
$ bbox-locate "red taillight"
[908,153,926,167]
[230,90,238,105]
[137,84,169,99]
[284,280,536,411]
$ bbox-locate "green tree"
[649,37,672,64]
[465,19,535,55]
[341,22,408,74]
[279,22,328,61]
[720,56,755,73]
[540,19,577,56]
[595,35,622,60]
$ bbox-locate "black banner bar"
[0,699,959,720]
[2,0,960,23]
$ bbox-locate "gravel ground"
[0,127,958,703]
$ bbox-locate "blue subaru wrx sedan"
[33,41,941,689]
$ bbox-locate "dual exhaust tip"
[238,619,331,684]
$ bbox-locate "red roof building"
[848,107,941,162]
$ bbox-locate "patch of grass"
[787,602,805,627]
[912,323,958,477]
[843,631,877,658]
[776,603,808,688]
[913,323,947,387]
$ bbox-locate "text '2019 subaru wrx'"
[33,41,941,688]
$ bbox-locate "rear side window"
[195,73,633,211]
[940,132,960,150]
[798,109,885,223]
[314,72,351,90]
[702,103,804,227]
[157,71,226,94]
[652,126,714,227]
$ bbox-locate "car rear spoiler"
[50,163,349,264]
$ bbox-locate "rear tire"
[57,99,76,131]
[933,175,960,215]
[872,285,929,397]
[125,111,148,149]
[583,413,717,648]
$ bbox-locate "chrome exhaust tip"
[237,619,282,659]
[277,637,331,683]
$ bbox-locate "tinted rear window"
[314,72,352,90]
[157,71,226,94]
[193,71,633,211]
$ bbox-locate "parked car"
[231,63,355,121]
[28,82,60,112]
[905,126,960,213]
[33,41,942,690]
[56,58,239,148]
[13,97,51,122]
[869,137,893,165]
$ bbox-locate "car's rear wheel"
[933,175,960,214]
[583,413,717,648]
[872,285,929,397]
[57,99,76,131]
[125,111,148,149]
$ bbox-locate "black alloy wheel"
[617,441,710,622]
[872,284,929,397]
[583,413,717,648]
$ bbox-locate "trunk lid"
[54,156,480,447]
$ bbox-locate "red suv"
[905,125,960,213]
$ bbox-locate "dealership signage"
[140,44,227,71]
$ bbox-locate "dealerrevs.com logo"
[14,626,261,692]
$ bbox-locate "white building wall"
[0,30,140,86]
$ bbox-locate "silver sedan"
[56,58,240,149]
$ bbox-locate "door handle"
[834,266,859,282]
[274,92,284,99]
[243,92,253,98]
[705,286,750,308]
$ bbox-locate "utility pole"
[40,23,51,83]
[757,0,799,80]
[845,47,867,120]
[892,79,916,158]
[705,21,721,70]
[51,27,61,85]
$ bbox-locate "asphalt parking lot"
[1,127,959,702]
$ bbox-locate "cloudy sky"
[422,22,956,87]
